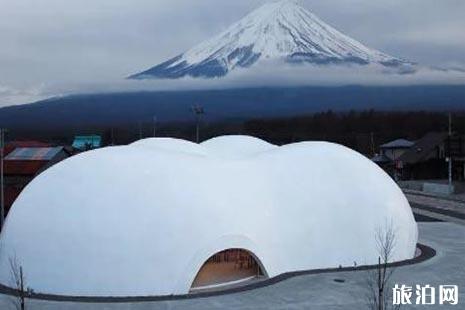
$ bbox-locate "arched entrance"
[190,248,266,291]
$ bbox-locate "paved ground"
[401,181,465,202]
[405,190,465,216]
[1,221,463,310]
[1,193,463,309]
[406,190,465,226]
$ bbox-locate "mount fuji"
[130,0,412,80]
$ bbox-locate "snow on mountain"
[130,0,410,79]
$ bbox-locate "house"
[3,145,71,215]
[372,138,414,178]
[4,140,51,156]
[398,132,464,180]
[72,135,102,151]
[371,153,391,165]
[372,133,465,183]
[379,139,414,161]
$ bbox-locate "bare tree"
[9,255,26,310]
[365,221,401,310]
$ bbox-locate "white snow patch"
[163,0,402,74]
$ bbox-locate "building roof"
[5,147,64,161]
[371,153,391,164]
[4,141,50,156]
[399,132,448,164]
[0,136,417,297]
[4,147,65,175]
[380,139,414,149]
[72,135,102,150]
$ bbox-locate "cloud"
[2,62,463,107]
[217,63,465,87]
[0,0,464,106]
[0,84,49,107]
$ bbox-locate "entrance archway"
[190,248,266,291]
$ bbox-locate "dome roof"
[0,136,417,297]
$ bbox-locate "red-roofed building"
[2,142,71,215]
[4,140,51,156]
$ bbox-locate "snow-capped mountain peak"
[131,0,408,79]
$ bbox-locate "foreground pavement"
[1,221,463,309]
[407,190,465,226]
[405,190,465,216]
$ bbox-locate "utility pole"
[0,128,5,231]
[20,266,25,310]
[191,105,205,143]
[448,112,453,194]
[378,256,383,310]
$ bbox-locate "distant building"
[371,153,391,165]
[372,138,415,178]
[4,140,50,155]
[397,132,464,180]
[379,139,414,161]
[373,133,465,182]
[4,145,71,215]
[72,135,102,151]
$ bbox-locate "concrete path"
[405,190,465,214]
[1,222,463,309]
[412,207,465,226]
[406,189,465,225]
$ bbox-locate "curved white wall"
[0,136,418,296]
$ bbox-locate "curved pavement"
[1,222,463,309]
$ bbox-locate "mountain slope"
[130,0,408,79]
[1,86,464,133]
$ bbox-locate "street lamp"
[191,105,205,143]
[447,113,453,194]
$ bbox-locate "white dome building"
[0,136,418,297]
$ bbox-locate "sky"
[0,0,465,106]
